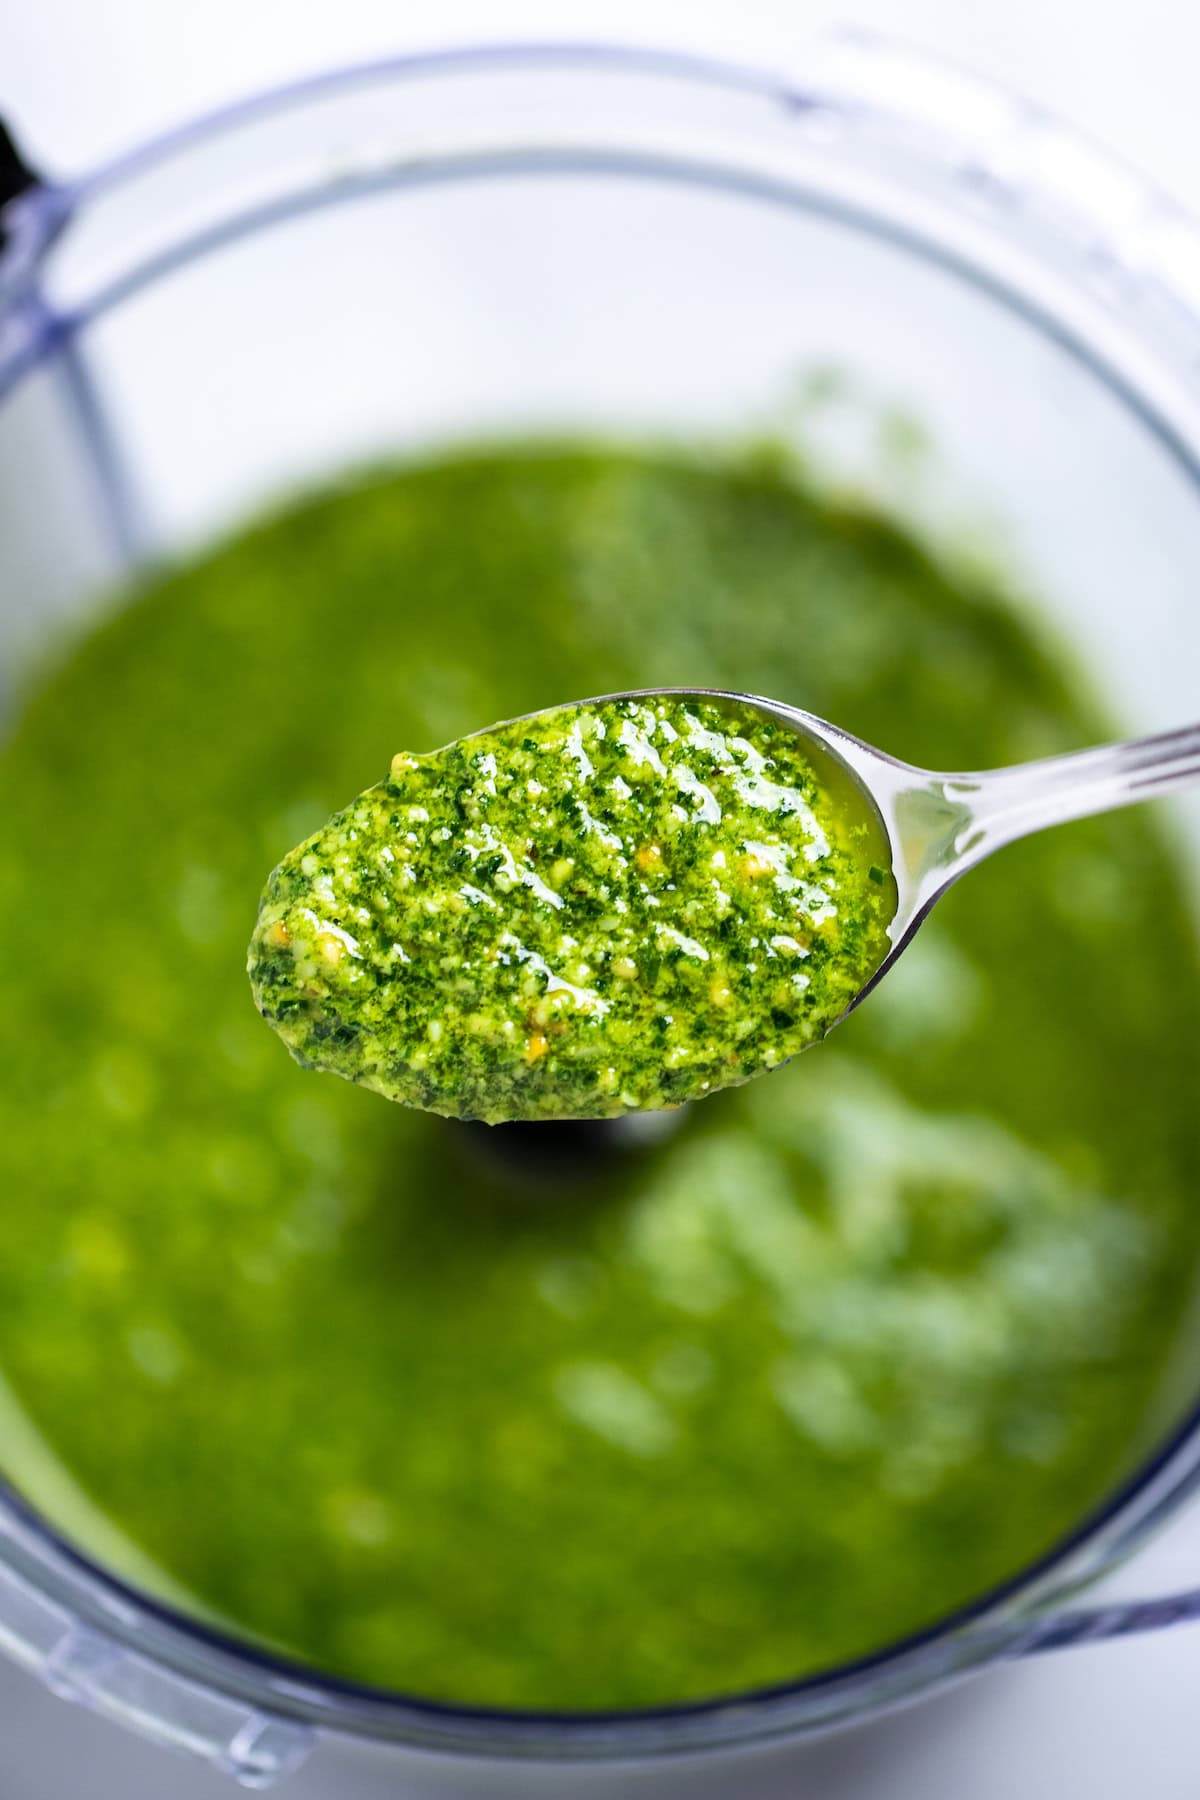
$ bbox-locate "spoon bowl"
[493,685,1200,1028]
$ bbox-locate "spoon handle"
[947,720,1200,868]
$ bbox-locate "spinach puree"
[0,448,1197,1710]
[249,697,896,1121]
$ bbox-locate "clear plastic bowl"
[2,34,1200,1792]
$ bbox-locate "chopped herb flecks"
[249,697,897,1121]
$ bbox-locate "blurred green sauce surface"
[0,447,1196,1708]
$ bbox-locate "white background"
[3,0,1200,204]
[3,4,1200,1798]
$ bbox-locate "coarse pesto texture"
[249,697,896,1122]
[0,448,1198,1709]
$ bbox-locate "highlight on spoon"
[247,693,899,1123]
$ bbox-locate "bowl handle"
[1007,1588,1200,1658]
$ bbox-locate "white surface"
[3,4,1200,1797]
[2,0,1200,208]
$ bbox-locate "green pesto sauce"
[249,697,896,1122]
[0,448,1198,1710]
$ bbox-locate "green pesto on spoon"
[248,690,1200,1123]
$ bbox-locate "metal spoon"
[573,689,1200,1021]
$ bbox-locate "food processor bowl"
[1,34,1200,1791]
